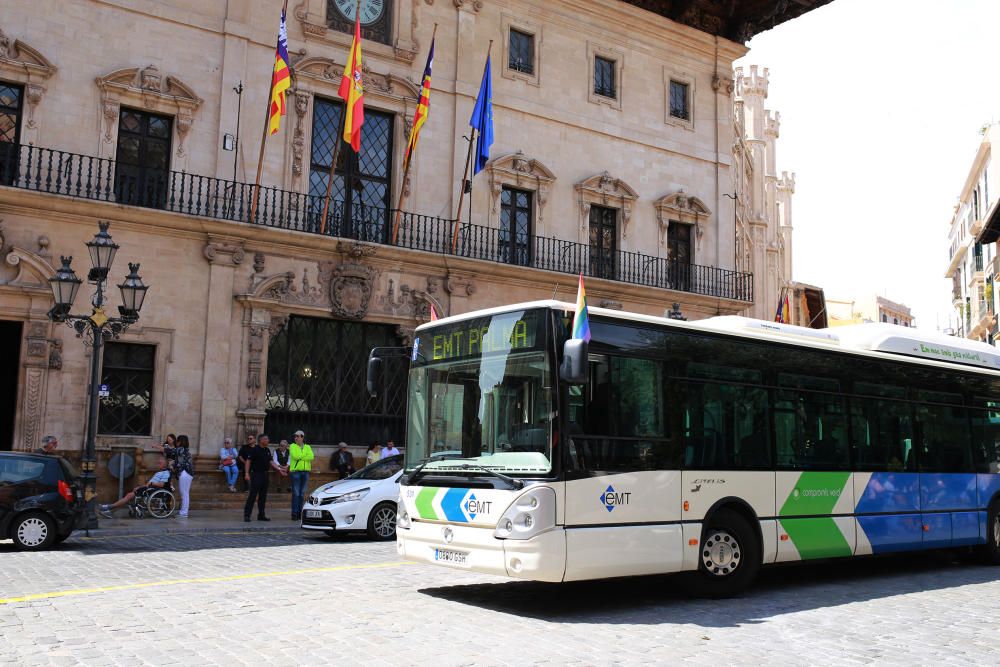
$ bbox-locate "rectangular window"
[588,205,617,280]
[308,99,393,241]
[915,399,973,473]
[114,108,172,210]
[680,373,771,471]
[669,80,690,121]
[99,342,155,436]
[849,392,915,472]
[972,398,1000,473]
[508,29,535,75]
[774,374,849,470]
[667,222,692,291]
[0,82,22,186]
[594,56,616,99]
[499,187,532,266]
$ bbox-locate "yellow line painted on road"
[0,561,414,605]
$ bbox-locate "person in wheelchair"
[98,457,171,518]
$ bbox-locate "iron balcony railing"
[0,142,753,302]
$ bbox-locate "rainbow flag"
[572,273,592,342]
[268,9,292,135]
[339,13,365,152]
[429,304,439,321]
[403,38,434,174]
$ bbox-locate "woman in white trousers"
[164,434,195,517]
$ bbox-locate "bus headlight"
[397,497,411,530]
[494,487,556,540]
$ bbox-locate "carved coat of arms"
[330,262,378,320]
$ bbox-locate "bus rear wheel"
[979,501,1000,565]
[692,508,760,598]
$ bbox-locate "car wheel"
[367,502,397,540]
[689,508,761,598]
[12,512,56,551]
[979,500,1000,565]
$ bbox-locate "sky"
[738,0,1000,331]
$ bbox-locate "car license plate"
[304,510,322,519]
[434,548,468,566]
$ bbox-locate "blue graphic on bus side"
[600,485,630,512]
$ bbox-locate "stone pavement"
[1,529,999,666]
[83,509,301,537]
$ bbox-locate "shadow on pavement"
[418,552,1000,627]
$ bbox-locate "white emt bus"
[370,301,1000,596]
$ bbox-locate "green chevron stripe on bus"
[779,472,853,559]
[415,487,439,520]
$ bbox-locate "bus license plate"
[434,548,468,566]
[304,510,322,518]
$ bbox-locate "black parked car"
[0,452,85,550]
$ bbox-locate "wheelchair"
[127,484,177,519]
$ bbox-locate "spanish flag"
[268,9,292,135]
[403,37,434,174]
[339,13,365,152]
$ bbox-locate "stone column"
[199,238,244,455]
[18,320,52,452]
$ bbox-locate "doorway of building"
[0,321,23,450]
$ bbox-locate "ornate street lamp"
[47,221,150,529]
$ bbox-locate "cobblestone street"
[2,530,999,665]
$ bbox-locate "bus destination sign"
[420,312,540,362]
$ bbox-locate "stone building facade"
[828,295,914,328]
[0,0,822,462]
[733,64,795,321]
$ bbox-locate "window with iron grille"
[0,82,24,186]
[500,187,532,266]
[114,108,172,210]
[667,221,692,291]
[309,98,393,241]
[594,56,616,99]
[508,29,535,75]
[99,343,155,436]
[265,317,407,447]
[589,205,617,280]
[669,80,690,121]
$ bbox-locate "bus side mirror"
[560,339,589,385]
[366,356,383,398]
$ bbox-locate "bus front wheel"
[691,508,761,598]
[980,502,1000,565]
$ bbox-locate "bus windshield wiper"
[453,463,524,490]
[403,454,468,486]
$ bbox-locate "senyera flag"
[403,37,435,173]
[339,12,365,152]
[572,273,592,342]
[268,8,292,135]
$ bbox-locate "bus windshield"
[405,309,554,475]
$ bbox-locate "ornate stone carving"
[575,172,639,237]
[268,313,290,339]
[292,55,420,101]
[712,74,735,96]
[5,246,56,291]
[0,27,56,141]
[395,325,416,347]
[337,240,377,259]
[445,274,476,297]
[253,252,266,274]
[47,338,62,370]
[22,368,43,452]
[203,239,246,265]
[102,101,120,143]
[260,272,295,301]
[454,0,484,11]
[246,324,266,409]
[330,262,379,320]
[292,91,310,177]
[488,151,557,224]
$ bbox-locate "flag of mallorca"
[268,9,292,135]
[572,273,592,342]
[403,38,435,173]
[339,14,365,152]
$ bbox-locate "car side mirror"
[366,356,384,398]
[559,339,589,385]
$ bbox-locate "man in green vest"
[289,430,314,521]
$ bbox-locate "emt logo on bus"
[600,485,631,512]
[431,319,531,360]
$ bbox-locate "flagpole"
[248,0,289,225]
[320,0,361,236]
[451,40,492,254]
[391,23,437,246]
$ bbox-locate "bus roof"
[414,300,1000,373]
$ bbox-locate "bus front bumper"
[397,520,566,582]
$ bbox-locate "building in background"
[733,65,795,321]
[828,295,914,327]
[947,124,999,343]
[0,0,828,482]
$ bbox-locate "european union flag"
[469,54,493,175]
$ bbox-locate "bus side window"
[775,377,849,471]
[680,379,770,470]
[849,396,913,472]
[915,401,973,473]
[972,398,1000,474]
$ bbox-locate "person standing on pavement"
[289,430,314,521]
[35,435,59,455]
[273,439,291,493]
[381,439,401,458]
[171,434,195,518]
[237,433,255,492]
[244,434,274,522]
